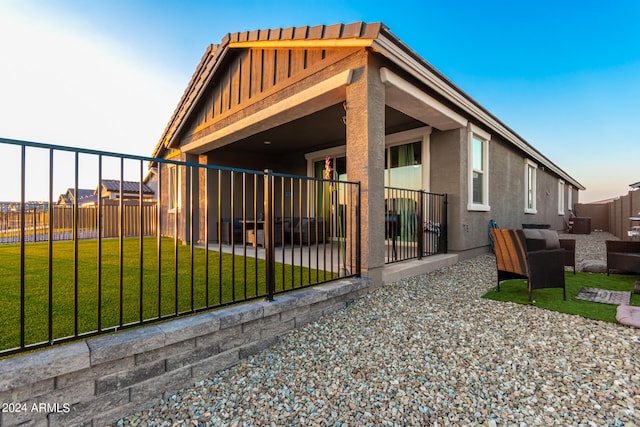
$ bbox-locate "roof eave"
[150,22,384,163]
[372,30,585,191]
[151,43,222,159]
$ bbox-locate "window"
[385,141,422,190]
[567,185,573,214]
[558,180,565,215]
[168,165,180,211]
[315,156,346,181]
[467,124,490,211]
[524,159,537,214]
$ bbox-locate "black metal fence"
[0,138,360,357]
[384,186,447,263]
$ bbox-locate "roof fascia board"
[228,39,374,49]
[182,69,354,154]
[154,43,232,157]
[372,34,585,190]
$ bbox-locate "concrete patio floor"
[197,240,458,284]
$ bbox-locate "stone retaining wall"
[0,278,369,426]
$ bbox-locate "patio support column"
[345,60,386,284]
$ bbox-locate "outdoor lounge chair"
[218,218,243,244]
[292,218,326,245]
[606,240,640,275]
[491,228,566,301]
[522,228,576,274]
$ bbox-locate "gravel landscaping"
[114,232,640,426]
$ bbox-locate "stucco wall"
[488,137,574,231]
[488,137,571,231]
[430,128,464,251]
[430,126,578,258]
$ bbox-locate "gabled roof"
[67,188,95,200]
[58,188,95,204]
[151,22,384,160]
[98,180,154,195]
[78,194,99,206]
[151,21,584,190]
[630,181,640,189]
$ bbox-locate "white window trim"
[304,126,432,191]
[168,165,180,213]
[305,146,346,178]
[385,126,431,191]
[567,185,573,214]
[467,123,491,211]
[558,179,565,215]
[524,159,537,214]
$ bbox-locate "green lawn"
[0,238,333,352]
[482,271,639,323]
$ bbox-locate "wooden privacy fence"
[0,203,157,243]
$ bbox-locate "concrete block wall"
[0,278,370,426]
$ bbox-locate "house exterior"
[95,179,155,203]
[151,22,584,282]
[57,188,95,205]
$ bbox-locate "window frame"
[168,165,180,212]
[567,185,573,214]
[558,179,565,215]
[467,124,491,212]
[524,159,537,214]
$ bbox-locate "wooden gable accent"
[183,46,358,138]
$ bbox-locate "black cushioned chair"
[491,228,566,302]
[606,241,640,275]
[522,228,576,274]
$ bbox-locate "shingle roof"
[75,189,96,200]
[99,180,154,194]
[58,188,95,204]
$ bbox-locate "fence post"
[442,194,448,253]
[32,208,37,242]
[264,169,275,301]
[356,183,361,276]
[418,191,424,260]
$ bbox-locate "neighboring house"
[143,167,158,196]
[150,21,584,280]
[57,188,95,206]
[0,201,48,212]
[95,180,155,203]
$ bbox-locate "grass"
[0,237,334,352]
[482,271,640,323]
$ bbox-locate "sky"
[0,0,638,203]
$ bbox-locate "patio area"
[205,241,458,281]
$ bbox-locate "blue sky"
[1,0,638,202]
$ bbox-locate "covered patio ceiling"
[212,104,426,157]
